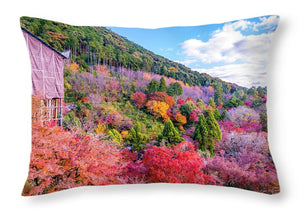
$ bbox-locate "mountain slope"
[20,16,245,92]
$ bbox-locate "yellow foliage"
[146,100,169,120]
[121,130,129,138]
[95,122,106,134]
[64,80,72,91]
[168,66,178,72]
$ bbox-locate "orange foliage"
[46,31,68,41]
[208,86,214,92]
[168,77,176,83]
[143,73,152,81]
[66,62,80,73]
[31,95,42,127]
[147,92,175,107]
[95,65,109,76]
[176,80,184,87]
[23,125,129,196]
[174,113,187,131]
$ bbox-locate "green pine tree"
[214,84,224,105]
[206,111,222,142]
[167,82,183,97]
[197,98,205,109]
[208,97,216,108]
[146,79,159,94]
[125,122,147,151]
[193,112,221,156]
[108,129,123,145]
[193,114,209,152]
[213,108,221,120]
[260,112,268,132]
[220,110,227,120]
[159,76,167,92]
[157,120,184,146]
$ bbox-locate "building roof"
[21,27,68,59]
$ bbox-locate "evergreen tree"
[233,90,245,99]
[167,82,183,97]
[220,110,227,120]
[146,79,159,94]
[108,129,123,145]
[213,108,221,120]
[206,111,222,142]
[193,112,222,156]
[257,86,267,95]
[208,97,216,108]
[157,120,184,146]
[159,76,167,92]
[125,122,147,151]
[179,100,197,119]
[193,114,209,152]
[223,96,243,108]
[260,112,268,132]
[247,87,258,96]
[130,81,136,94]
[214,84,224,105]
[197,98,205,109]
[252,97,263,107]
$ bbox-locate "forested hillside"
[21,16,245,92]
[21,17,278,196]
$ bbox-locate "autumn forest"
[21,16,279,195]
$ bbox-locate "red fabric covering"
[23,31,64,99]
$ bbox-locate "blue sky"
[108,15,279,88]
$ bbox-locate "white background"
[0,0,299,209]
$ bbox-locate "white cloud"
[194,63,267,88]
[222,19,251,31]
[180,18,276,64]
[180,29,245,63]
[253,16,279,31]
[181,16,278,63]
[179,16,279,87]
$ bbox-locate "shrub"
[205,131,279,194]
[131,92,147,109]
[180,100,197,119]
[146,100,169,120]
[225,106,260,127]
[143,142,215,184]
[23,126,129,196]
[147,92,175,107]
